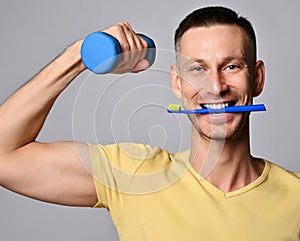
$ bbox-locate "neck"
[189,125,264,192]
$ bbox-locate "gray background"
[1,0,300,240]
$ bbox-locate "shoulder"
[89,143,189,196]
[89,142,173,174]
[267,160,300,186]
[294,172,300,179]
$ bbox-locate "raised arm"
[0,22,149,207]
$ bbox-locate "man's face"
[171,25,264,141]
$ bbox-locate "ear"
[253,60,265,97]
[170,64,183,99]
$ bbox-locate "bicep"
[0,141,97,207]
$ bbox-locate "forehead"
[178,25,250,61]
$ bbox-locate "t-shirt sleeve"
[89,144,110,208]
[88,142,168,209]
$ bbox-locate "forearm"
[0,40,86,153]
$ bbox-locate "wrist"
[63,39,86,73]
[38,40,87,88]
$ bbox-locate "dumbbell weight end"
[81,32,156,74]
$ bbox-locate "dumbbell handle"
[81,32,156,74]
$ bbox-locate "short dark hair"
[174,6,257,61]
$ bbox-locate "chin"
[192,115,249,142]
[202,130,239,141]
[199,127,233,141]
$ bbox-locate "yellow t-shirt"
[90,143,300,241]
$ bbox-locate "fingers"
[115,49,148,74]
[118,22,148,51]
[103,22,148,51]
[118,22,145,51]
[102,22,149,73]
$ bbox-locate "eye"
[191,66,204,72]
[224,64,244,73]
[226,64,240,70]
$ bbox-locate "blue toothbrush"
[167,104,266,114]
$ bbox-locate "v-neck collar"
[187,158,270,198]
[172,150,270,199]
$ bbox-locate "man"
[0,5,299,241]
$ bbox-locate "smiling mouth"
[200,101,236,110]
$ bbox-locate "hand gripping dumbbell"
[81,32,156,74]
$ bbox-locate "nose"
[206,69,229,96]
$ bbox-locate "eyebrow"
[222,56,248,64]
[180,55,248,68]
[182,58,204,66]
[179,58,205,70]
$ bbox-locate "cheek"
[229,74,253,98]
[180,80,200,99]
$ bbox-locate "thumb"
[132,59,150,73]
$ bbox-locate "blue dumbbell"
[81,32,156,74]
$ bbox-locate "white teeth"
[203,103,229,109]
